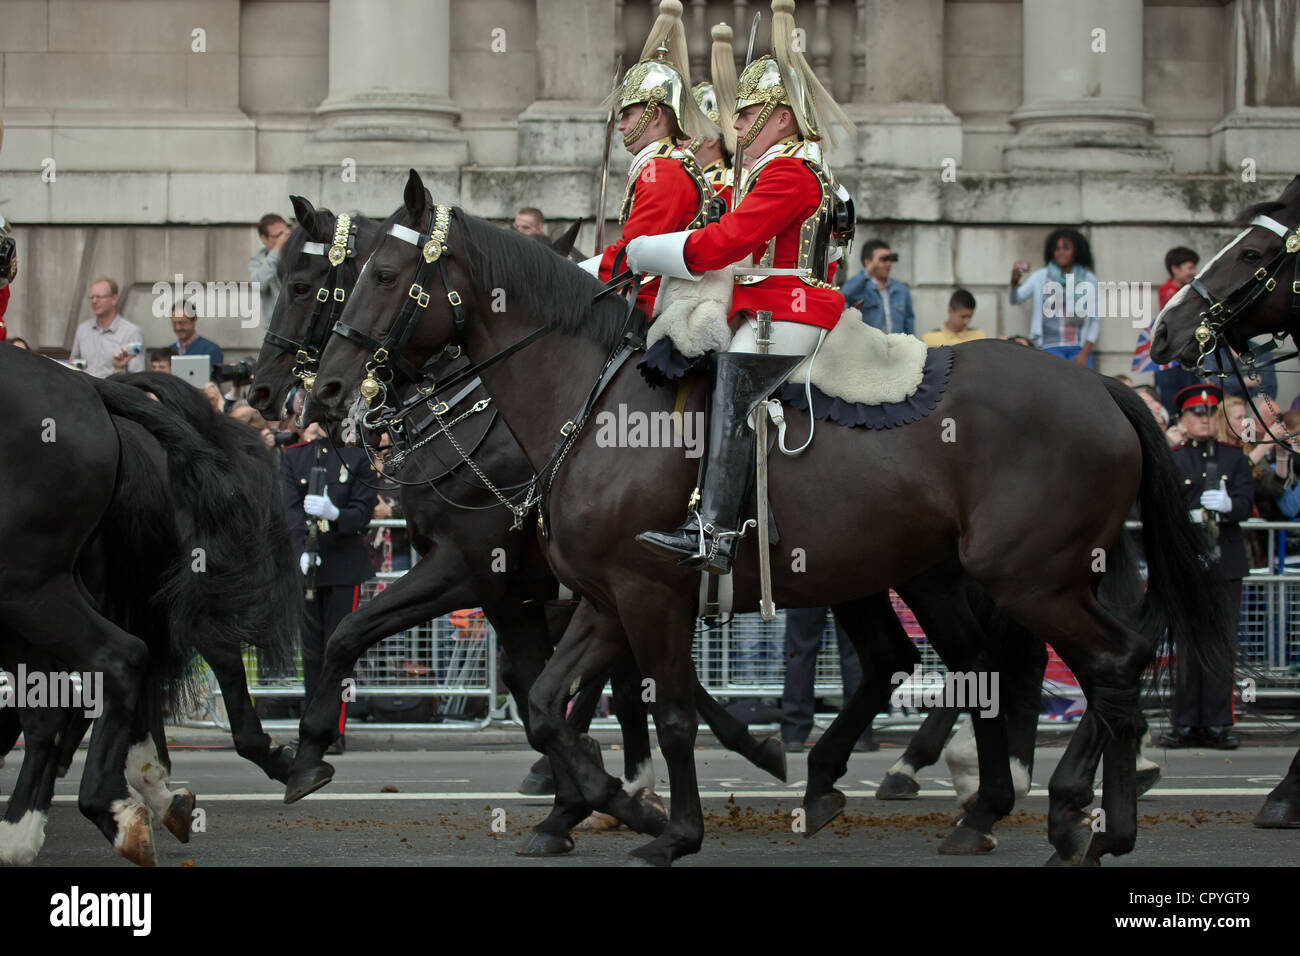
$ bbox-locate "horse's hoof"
[114,804,156,867]
[876,772,920,801]
[938,822,997,855]
[516,829,574,856]
[1252,798,1300,828]
[755,736,788,783]
[627,844,672,867]
[803,789,847,837]
[575,811,620,832]
[283,761,335,804]
[1135,765,1161,798]
[634,790,670,837]
[517,768,555,796]
[267,745,296,785]
[1046,824,1096,866]
[162,790,196,844]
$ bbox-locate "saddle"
[645,273,952,430]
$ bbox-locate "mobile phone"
[126,342,143,356]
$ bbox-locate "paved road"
[5,729,1296,867]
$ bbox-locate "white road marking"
[44,787,1273,803]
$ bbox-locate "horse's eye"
[374,270,397,285]
[292,282,311,297]
[1242,248,1262,261]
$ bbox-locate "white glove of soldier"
[304,493,340,522]
[299,552,322,575]
[1199,479,1232,514]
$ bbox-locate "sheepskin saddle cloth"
[645,272,952,429]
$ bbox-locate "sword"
[733,11,761,202]
[754,309,776,621]
[593,54,623,254]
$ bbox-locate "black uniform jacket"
[1171,438,1255,580]
[282,438,380,587]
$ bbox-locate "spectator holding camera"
[250,213,290,324]
[71,277,145,377]
[1009,228,1099,368]
[840,239,915,336]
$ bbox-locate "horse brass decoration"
[328,213,352,266]
[1287,234,1300,254]
[360,375,382,403]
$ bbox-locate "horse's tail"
[99,415,201,717]
[92,376,297,674]
[1103,378,1235,677]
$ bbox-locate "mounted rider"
[578,0,718,318]
[678,22,740,213]
[626,0,855,575]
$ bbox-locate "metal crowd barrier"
[187,518,1300,728]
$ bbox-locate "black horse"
[250,198,787,855]
[310,171,1231,865]
[0,351,296,863]
[1151,173,1300,829]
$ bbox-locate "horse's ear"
[290,195,325,241]
[404,169,426,224]
[554,220,582,257]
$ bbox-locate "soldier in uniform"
[578,0,718,318]
[1162,383,1253,749]
[679,23,740,212]
[626,0,854,575]
[283,423,380,754]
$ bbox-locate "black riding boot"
[636,350,802,575]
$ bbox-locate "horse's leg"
[7,577,156,865]
[519,599,582,795]
[125,688,196,844]
[1254,746,1300,827]
[803,593,919,836]
[619,590,703,867]
[54,714,91,779]
[202,641,294,783]
[878,707,958,800]
[523,600,667,849]
[1017,597,1147,866]
[0,705,20,766]
[286,549,495,802]
[0,695,65,864]
[943,623,1046,809]
[695,677,788,782]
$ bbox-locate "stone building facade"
[1,0,1297,394]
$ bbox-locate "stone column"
[303,0,467,168]
[845,0,962,169]
[1004,0,1170,171]
[515,0,618,166]
[1211,0,1300,174]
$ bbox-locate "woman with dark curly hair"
[1009,227,1100,368]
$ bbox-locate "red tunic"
[599,150,704,317]
[683,155,844,329]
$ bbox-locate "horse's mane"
[449,208,632,352]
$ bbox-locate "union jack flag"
[1132,327,1176,373]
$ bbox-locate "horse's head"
[249,196,375,420]
[312,169,476,422]
[1151,175,1300,368]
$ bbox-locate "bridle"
[261,213,359,393]
[330,201,643,527]
[1183,211,1300,447]
[1187,213,1300,368]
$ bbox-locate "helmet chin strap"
[738,100,777,149]
[623,102,660,149]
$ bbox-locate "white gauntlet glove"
[304,494,340,522]
[1199,480,1232,515]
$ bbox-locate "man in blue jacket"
[839,238,915,336]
